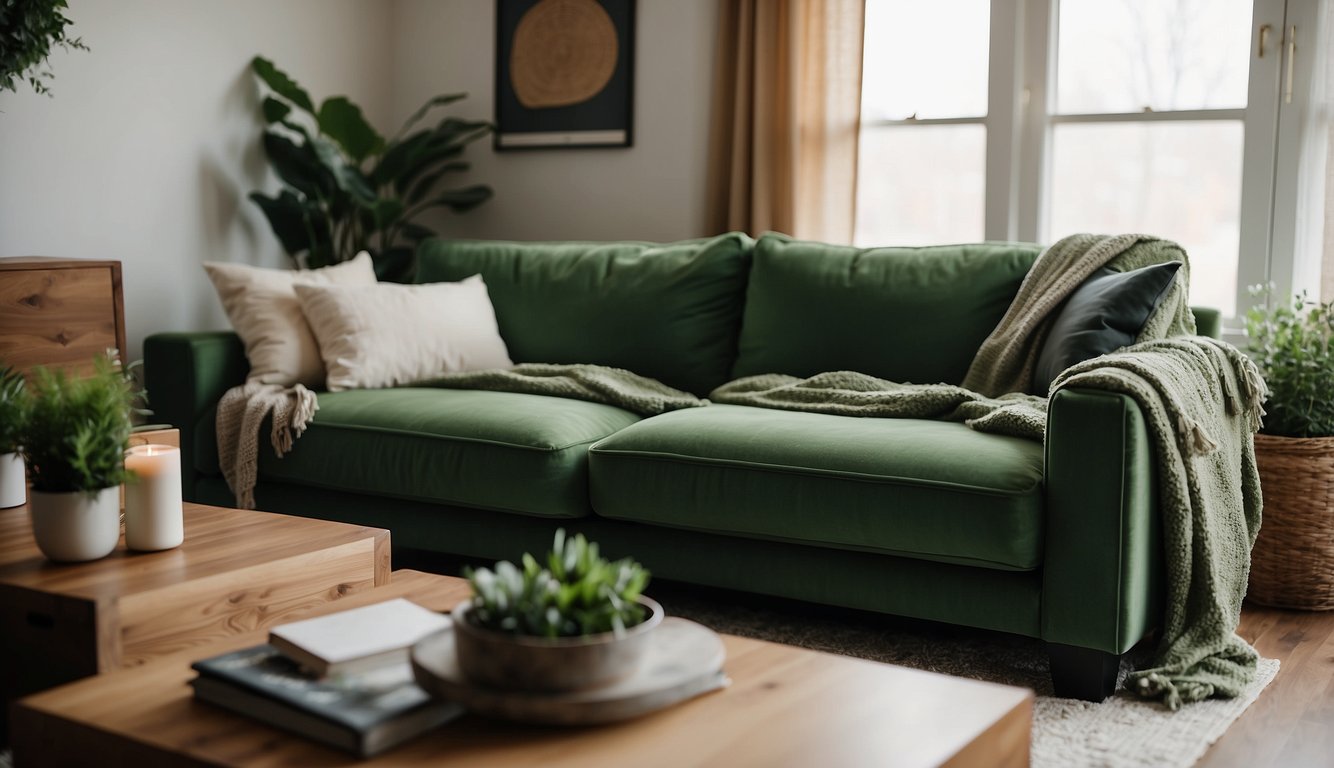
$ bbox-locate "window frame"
[857,0,1320,339]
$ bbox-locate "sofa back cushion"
[415,233,753,395]
[733,234,1041,385]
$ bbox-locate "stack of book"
[191,598,458,757]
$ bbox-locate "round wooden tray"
[410,617,728,725]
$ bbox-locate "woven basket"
[1248,433,1334,610]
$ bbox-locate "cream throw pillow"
[203,253,377,387]
[295,275,513,391]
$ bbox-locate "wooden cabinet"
[0,257,127,376]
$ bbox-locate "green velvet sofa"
[145,232,1223,700]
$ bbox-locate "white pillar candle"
[123,444,184,551]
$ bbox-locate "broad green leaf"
[371,131,433,188]
[395,92,469,138]
[260,131,331,199]
[309,137,375,204]
[317,96,385,164]
[261,96,291,124]
[372,198,405,230]
[405,161,471,205]
[248,190,310,255]
[251,56,315,114]
[416,185,493,213]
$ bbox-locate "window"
[855,0,1328,328]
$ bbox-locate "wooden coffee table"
[12,572,1032,767]
[0,501,390,742]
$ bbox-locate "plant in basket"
[1244,289,1334,610]
[453,529,661,691]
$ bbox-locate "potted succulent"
[19,354,136,562]
[1245,290,1334,609]
[452,529,660,692]
[0,365,29,508]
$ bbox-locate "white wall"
[389,0,717,242]
[0,1,718,360]
[0,0,393,360]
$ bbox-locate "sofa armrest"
[1042,388,1163,655]
[143,332,248,500]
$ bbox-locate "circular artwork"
[510,0,619,109]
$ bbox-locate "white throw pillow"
[295,275,513,391]
[203,253,377,388]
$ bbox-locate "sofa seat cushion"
[588,404,1045,570]
[256,388,641,519]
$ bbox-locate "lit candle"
[123,444,184,551]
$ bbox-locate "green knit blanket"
[1054,336,1266,709]
[710,371,1048,440]
[425,363,706,416]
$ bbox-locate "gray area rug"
[657,586,1278,768]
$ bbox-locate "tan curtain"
[706,0,866,243]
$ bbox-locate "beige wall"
[389,0,717,242]
[0,1,719,360]
[0,1,393,360]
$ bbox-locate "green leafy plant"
[0,0,88,97]
[19,354,136,493]
[0,365,29,453]
[1245,287,1334,438]
[248,56,493,281]
[465,529,651,639]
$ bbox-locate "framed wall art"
[494,0,635,150]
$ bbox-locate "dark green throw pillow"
[1032,261,1183,394]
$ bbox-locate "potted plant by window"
[1245,291,1334,610]
[0,365,28,508]
[450,530,661,692]
[19,354,136,562]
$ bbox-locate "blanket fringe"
[1178,413,1220,455]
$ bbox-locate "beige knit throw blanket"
[1053,337,1266,709]
[216,382,318,509]
[963,232,1196,397]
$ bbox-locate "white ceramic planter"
[29,486,121,562]
[0,451,25,508]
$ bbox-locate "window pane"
[1056,0,1252,114]
[1048,122,1243,316]
[854,125,986,247]
[861,0,990,121]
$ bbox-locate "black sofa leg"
[1047,643,1121,701]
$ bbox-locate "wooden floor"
[1197,602,1334,767]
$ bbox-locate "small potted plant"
[19,354,136,562]
[1245,290,1334,609]
[452,529,660,692]
[0,365,29,508]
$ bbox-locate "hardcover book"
[268,597,452,677]
[191,644,462,757]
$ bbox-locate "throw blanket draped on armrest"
[216,383,318,510]
[710,371,1048,441]
[1053,336,1267,709]
[425,364,707,416]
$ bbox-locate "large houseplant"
[0,365,28,508]
[451,529,660,692]
[0,0,88,96]
[248,56,493,282]
[1245,291,1334,609]
[19,355,136,562]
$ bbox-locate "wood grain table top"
[13,571,1034,768]
[0,501,391,603]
